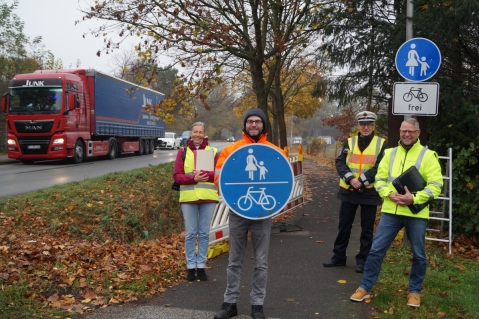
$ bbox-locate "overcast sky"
[13,0,126,74]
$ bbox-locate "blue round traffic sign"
[219,144,294,220]
[395,37,441,82]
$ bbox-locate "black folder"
[392,166,428,214]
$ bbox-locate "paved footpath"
[76,159,373,319]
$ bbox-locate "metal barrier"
[207,158,304,257]
[426,148,453,254]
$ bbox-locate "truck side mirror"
[1,93,10,113]
[67,92,76,111]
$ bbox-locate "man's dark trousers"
[332,201,377,265]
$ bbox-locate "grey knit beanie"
[243,108,267,132]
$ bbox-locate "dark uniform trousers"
[332,200,377,265]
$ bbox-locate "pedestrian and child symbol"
[406,44,430,77]
[246,148,268,181]
[395,38,441,82]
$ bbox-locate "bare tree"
[80,0,319,146]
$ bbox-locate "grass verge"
[369,241,479,318]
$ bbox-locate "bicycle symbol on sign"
[237,186,276,211]
[403,87,428,102]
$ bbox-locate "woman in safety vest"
[173,122,219,281]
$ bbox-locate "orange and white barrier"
[207,158,304,257]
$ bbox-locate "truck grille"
[18,137,51,154]
[14,120,54,133]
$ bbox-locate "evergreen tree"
[313,0,404,111]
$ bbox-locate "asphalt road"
[0,142,229,198]
[74,158,373,319]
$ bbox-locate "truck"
[1,69,165,164]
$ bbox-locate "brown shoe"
[407,293,420,308]
[350,287,370,302]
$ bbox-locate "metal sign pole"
[405,0,414,121]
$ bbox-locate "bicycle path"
[77,158,373,319]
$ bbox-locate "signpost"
[393,38,441,116]
[219,144,293,220]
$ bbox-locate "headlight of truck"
[7,139,17,146]
[52,138,65,144]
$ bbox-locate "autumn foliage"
[321,105,357,143]
[0,163,186,316]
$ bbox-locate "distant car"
[227,136,235,142]
[179,131,191,146]
[293,137,302,145]
[157,132,181,149]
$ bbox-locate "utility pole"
[405,0,414,121]
[290,110,293,148]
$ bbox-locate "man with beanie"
[213,108,285,319]
[323,111,388,273]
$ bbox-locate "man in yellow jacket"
[350,118,443,308]
[213,108,285,319]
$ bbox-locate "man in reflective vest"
[213,108,285,319]
[350,118,443,308]
[323,111,388,273]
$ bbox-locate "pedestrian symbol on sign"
[219,144,294,219]
[396,38,441,82]
[245,148,269,181]
[405,43,420,76]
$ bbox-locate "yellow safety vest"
[179,146,219,202]
[339,135,385,190]
[375,140,443,218]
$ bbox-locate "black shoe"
[323,259,346,267]
[355,264,364,273]
[251,305,265,319]
[186,269,195,281]
[214,302,238,319]
[197,268,207,281]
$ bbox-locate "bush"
[306,137,324,155]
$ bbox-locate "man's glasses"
[359,122,375,127]
[400,130,418,134]
[246,120,263,125]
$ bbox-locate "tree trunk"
[274,65,287,149]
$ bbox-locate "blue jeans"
[181,202,216,269]
[360,213,428,294]
[224,212,272,305]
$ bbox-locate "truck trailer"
[1,69,165,164]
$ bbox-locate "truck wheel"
[135,139,144,156]
[149,140,155,154]
[73,140,84,164]
[144,139,150,154]
[106,138,117,160]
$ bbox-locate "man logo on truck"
[22,80,45,87]
[25,125,43,130]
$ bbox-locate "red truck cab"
[1,69,164,164]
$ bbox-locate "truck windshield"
[9,87,63,114]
